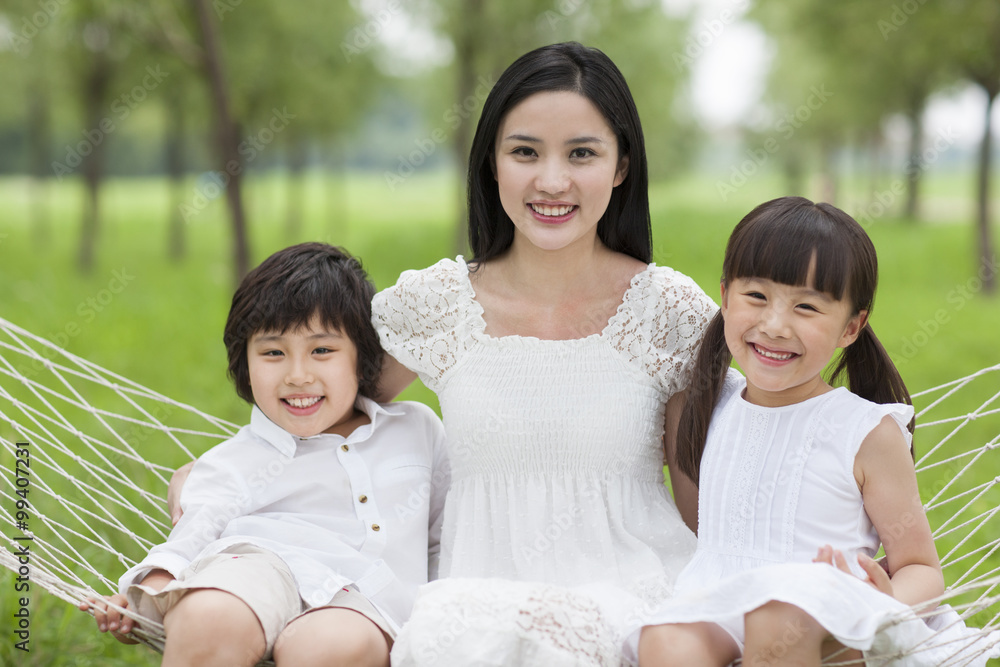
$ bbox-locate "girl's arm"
[664,391,699,533]
[855,415,944,608]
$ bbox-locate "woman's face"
[493,90,628,256]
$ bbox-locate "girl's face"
[494,90,628,256]
[720,268,866,407]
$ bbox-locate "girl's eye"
[570,147,596,159]
[797,303,819,312]
[746,292,766,300]
[313,347,334,355]
[262,350,283,357]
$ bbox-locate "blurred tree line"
[0,0,997,290]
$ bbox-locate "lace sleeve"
[619,266,719,399]
[371,258,474,393]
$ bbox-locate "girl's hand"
[813,545,893,597]
[78,594,140,644]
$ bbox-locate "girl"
[631,196,986,666]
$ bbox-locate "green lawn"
[0,168,998,665]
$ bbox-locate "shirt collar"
[248,396,406,457]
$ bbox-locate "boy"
[83,243,449,667]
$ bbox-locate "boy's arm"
[426,415,451,581]
[79,569,174,642]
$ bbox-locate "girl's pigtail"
[830,324,916,442]
[676,311,731,484]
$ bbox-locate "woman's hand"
[813,545,893,597]
[167,461,195,525]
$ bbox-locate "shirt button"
[359,495,368,503]
[371,523,380,532]
[341,444,349,452]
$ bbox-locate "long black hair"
[676,196,912,484]
[466,42,651,264]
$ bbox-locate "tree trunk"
[975,88,997,295]
[450,0,485,258]
[27,89,51,247]
[166,89,186,261]
[77,52,113,274]
[191,0,250,283]
[903,94,925,221]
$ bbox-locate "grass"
[0,167,998,664]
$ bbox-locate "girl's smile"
[721,272,866,407]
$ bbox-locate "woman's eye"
[570,147,596,159]
[511,147,536,157]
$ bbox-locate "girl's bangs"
[724,203,851,301]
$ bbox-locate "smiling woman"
[369,42,718,666]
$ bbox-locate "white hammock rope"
[0,316,998,665]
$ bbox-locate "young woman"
[372,42,715,665]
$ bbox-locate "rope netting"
[0,314,998,664]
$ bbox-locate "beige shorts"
[127,544,394,656]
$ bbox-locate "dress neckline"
[456,256,656,344]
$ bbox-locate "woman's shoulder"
[619,264,718,343]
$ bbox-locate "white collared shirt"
[119,397,449,631]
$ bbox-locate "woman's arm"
[374,353,417,403]
[664,391,699,534]
[855,415,944,608]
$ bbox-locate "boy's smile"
[247,316,369,438]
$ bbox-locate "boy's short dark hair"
[223,243,383,403]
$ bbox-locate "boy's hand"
[813,545,893,596]
[78,594,139,644]
[168,461,195,525]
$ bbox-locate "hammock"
[0,314,998,665]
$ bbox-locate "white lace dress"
[371,257,717,666]
[624,374,1000,666]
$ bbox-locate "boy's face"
[247,316,362,438]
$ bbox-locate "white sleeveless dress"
[625,373,1000,666]
[371,257,717,666]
